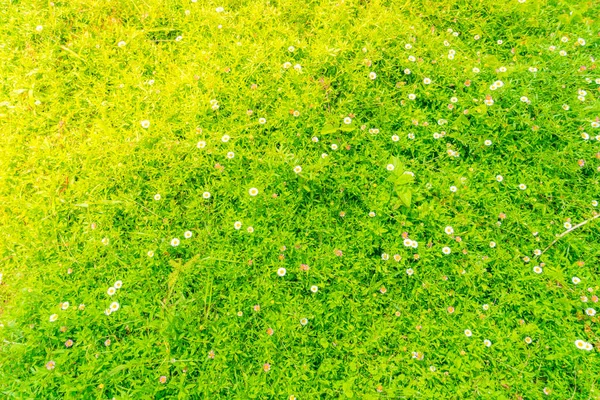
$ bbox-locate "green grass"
[1,0,600,398]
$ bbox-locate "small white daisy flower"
[277,267,287,277]
[310,285,318,293]
[293,165,302,174]
[110,302,120,312]
[171,238,180,247]
[221,134,230,143]
[343,117,352,125]
[184,231,193,239]
[107,287,116,296]
[49,314,58,322]
[386,164,395,171]
[140,120,150,129]
[234,221,242,230]
[442,247,451,255]
[369,72,377,80]
[154,194,161,201]
[572,276,581,285]
[249,188,259,196]
[203,191,211,199]
[450,186,457,192]
[464,329,472,337]
[484,339,492,347]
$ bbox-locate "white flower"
[369,211,376,217]
[484,140,492,146]
[331,144,338,150]
[175,35,183,42]
[584,342,593,351]
[497,40,503,45]
[391,135,399,142]
[386,164,395,171]
[50,314,58,322]
[221,134,230,143]
[484,339,492,347]
[450,186,457,192]
[444,226,454,235]
[559,50,567,56]
[442,247,451,255]
[405,43,412,49]
[472,67,480,73]
[592,200,598,207]
[490,241,496,248]
[464,329,472,337]
[564,222,572,229]
[450,97,458,103]
[288,46,295,52]
[61,302,69,310]
[114,280,123,289]
[381,253,389,260]
[110,302,120,312]
[154,194,161,201]
[249,188,259,196]
[184,231,193,239]
[572,276,581,284]
[36,25,44,32]
[107,287,116,296]
[311,136,319,143]
[234,221,242,230]
[117,41,126,48]
[343,117,352,124]
[408,93,416,100]
[247,226,254,233]
[140,120,150,129]
[575,339,587,350]
[203,191,211,199]
[369,72,377,80]
[518,184,527,190]
[403,238,412,247]
[300,318,308,326]
[310,285,318,293]
[170,238,180,247]
[406,268,414,276]
[293,165,302,174]
[585,308,596,316]
[226,151,235,159]
[197,140,206,149]
[258,118,266,124]
[147,250,155,257]
[520,96,530,103]
[277,268,286,277]
[410,240,418,249]
[293,64,302,72]
[407,132,415,139]
[423,78,431,85]
[498,66,507,73]
[408,55,416,62]
[482,304,489,311]
[101,237,110,246]
[404,68,411,74]
[578,38,586,46]
[496,175,503,182]
[533,266,543,274]
[282,62,292,69]
[215,6,224,12]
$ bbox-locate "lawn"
[1,0,599,398]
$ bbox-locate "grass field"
[1,0,600,398]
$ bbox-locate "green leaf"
[321,124,338,135]
[342,380,355,398]
[394,173,414,186]
[397,190,412,207]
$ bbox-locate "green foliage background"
[1,0,599,398]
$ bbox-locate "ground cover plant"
[1,0,600,398]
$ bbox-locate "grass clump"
[1,0,599,398]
